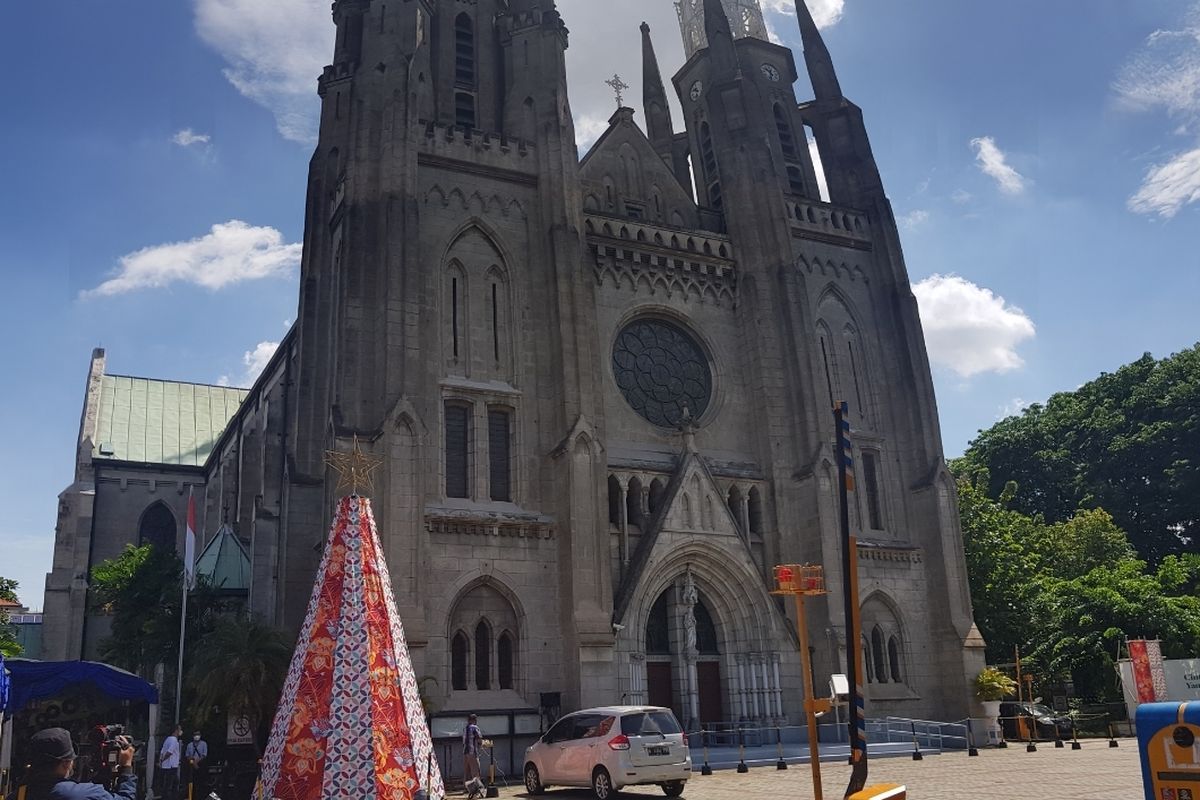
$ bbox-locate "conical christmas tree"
[257,494,444,799]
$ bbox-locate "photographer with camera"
[23,728,137,800]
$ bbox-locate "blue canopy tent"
[0,659,160,793]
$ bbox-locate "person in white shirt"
[158,725,182,800]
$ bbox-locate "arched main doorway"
[643,576,724,728]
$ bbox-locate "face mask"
[193,737,201,742]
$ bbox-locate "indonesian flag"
[184,488,197,591]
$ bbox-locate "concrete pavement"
[483,739,1143,800]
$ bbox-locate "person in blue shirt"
[184,732,209,795]
[22,728,137,800]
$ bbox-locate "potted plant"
[974,667,1017,745]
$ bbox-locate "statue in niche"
[681,569,699,656]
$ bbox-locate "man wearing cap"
[23,728,137,800]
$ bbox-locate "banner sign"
[1164,658,1200,701]
[1129,640,1158,704]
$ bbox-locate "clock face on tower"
[760,63,781,82]
[690,81,704,102]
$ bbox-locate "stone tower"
[283,0,618,711]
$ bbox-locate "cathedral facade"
[43,0,986,727]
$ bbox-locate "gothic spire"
[795,0,843,101]
[703,0,739,75]
[641,22,676,154]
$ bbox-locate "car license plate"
[647,745,669,756]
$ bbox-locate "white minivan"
[523,706,691,799]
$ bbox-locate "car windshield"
[621,711,682,736]
[1029,704,1055,716]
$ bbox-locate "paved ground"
[482,739,1142,800]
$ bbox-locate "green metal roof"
[195,524,251,592]
[94,375,248,466]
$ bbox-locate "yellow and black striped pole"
[836,402,869,798]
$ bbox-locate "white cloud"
[1113,10,1200,118]
[998,397,1031,419]
[1128,146,1200,218]
[576,114,612,154]
[762,0,846,29]
[193,0,332,143]
[243,341,280,384]
[83,220,302,298]
[219,341,281,388]
[912,274,1036,379]
[1116,4,1200,218]
[951,189,973,205]
[172,128,212,148]
[970,136,1029,195]
[898,209,930,230]
[192,1,844,148]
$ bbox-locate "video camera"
[96,725,140,770]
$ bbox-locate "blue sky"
[1,0,1197,609]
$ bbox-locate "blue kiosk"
[1137,702,1200,800]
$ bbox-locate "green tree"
[954,474,1040,664]
[0,576,22,657]
[186,617,292,755]
[89,545,227,684]
[958,345,1200,561]
[1026,558,1200,699]
[954,470,1200,700]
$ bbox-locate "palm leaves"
[187,616,293,754]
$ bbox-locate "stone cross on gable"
[605,74,630,107]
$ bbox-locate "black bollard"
[737,726,749,774]
[776,727,788,770]
[701,728,713,776]
[1108,722,1120,748]
[911,722,923,761]
[967,726,979,757]
[1071,720,1082,751]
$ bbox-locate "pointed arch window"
[820,335,836,409]
[138,503,177,553]
[748,487,764,537]
[626,477,645,530]
[695,598,720,655]
[452,631,470,691]
[646,593,671,655]
[475,620,492,690]
[862,635,874,683]
[450,584,520,694]
[648,478,667,516]
[888,635,903,683]
[608,476,623,527]
[871,626,887,684]
[498,631,515,690]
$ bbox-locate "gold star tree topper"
[324,435,383,496]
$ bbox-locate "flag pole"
[175,488,197,725]
[835,402,869,798]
